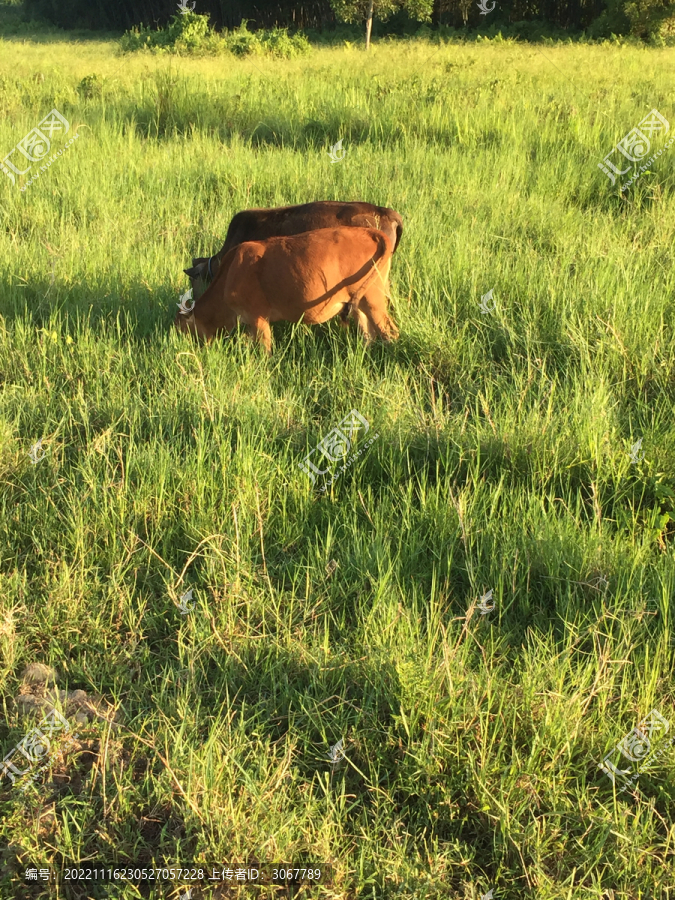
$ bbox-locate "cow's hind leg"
[351,305,376,343]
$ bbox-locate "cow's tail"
[350,231,392,307]
[392,212,403,253]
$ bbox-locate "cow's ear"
[184,266,200,277]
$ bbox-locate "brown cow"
[184,200,403,301]
[175,227,398,354]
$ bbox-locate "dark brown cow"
[184,200,403,301]
[175,227,397,354]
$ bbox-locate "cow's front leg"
[356,292,398,343]
[246,317,273,355]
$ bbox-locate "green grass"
[1,27,675,900]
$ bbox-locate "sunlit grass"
[1,29,675,900]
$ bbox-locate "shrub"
[222,21,311,58]
[224,19,262,56]
[255,27,311,57]
[77,74,104,99]
[119,15,311,59]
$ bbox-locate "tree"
[624,0,675,39]
[330,0,433,49]
[458,0,472,26]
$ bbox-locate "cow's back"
[221,201,402,255]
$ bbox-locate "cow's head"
[174,301,218,343]
[183,256,214,302]
[174,307,197,336]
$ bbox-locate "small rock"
[22,663,58,686]
[16,695,48,713]
[15,681,121,732]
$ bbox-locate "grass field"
[2,19,675,900]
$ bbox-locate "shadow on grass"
[0,29,123,42]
